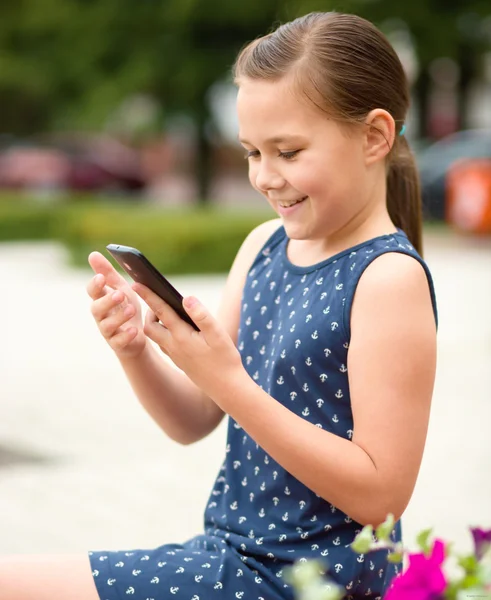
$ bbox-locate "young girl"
[0,11,437,600]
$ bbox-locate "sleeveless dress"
[89,225,438,600]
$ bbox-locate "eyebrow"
[238,134,305,145]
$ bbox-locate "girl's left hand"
[132,283,245,403]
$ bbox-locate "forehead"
[236,77,328,143]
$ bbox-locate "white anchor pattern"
[88,226,437,600]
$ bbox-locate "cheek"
[300,151,363,198]
[247,163,260,191]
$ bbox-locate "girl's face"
[237,77,378,242]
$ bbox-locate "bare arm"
[116,218,282,445]
[207,252,437,525]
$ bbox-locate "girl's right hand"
[86,251,147,359]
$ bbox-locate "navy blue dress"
[89,225,438,600]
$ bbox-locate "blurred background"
[1,0,490,573]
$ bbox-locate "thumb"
[183,297,215,335]
[88,251,127,290]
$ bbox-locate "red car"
[0,134,146,194]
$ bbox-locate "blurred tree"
[0,0,490,199]
[0,0,285,201]
[292,0,491,136]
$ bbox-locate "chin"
[281,221,312,240]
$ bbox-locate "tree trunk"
[414,67,430,139]
[195,110,213,205]
[456,40,476,131]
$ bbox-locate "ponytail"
[387,137,423,256]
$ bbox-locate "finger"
[91,288,128,321]
[86,273,108,300]
[144,308,160,329]
[109,327,138,353]
[99,302,135,339]
[183,297,215,339]
[133,283,182,331]
[88,251,128,291]
[143,310,171,347]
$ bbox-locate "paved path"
[0,230,490,561]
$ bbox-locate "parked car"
[0,133,146,195]
[415,128,491,221]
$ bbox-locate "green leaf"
[387,551,404,564]
[416,528,433,554]
[457,554,479,575]
[351,525,374,554]
[284,560,326,589]
[375,513,395,542]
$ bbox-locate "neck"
[288,188,396,267]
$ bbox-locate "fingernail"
[184,296,198,308]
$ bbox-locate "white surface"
[0,231,490,558]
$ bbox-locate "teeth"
[279,196,307,208]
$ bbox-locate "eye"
[279,150,300,160]
[244,150,260,159]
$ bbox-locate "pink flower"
[384,539,447,600]
[470,527,491,561]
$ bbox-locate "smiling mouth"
[278,196,308,208]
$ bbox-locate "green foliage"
[56,202,273,274]
[416,527,434,555]
[2,0,488,135]
[376,513,396,542]
[285,560,345,600]
[0,197,53,240]
[0,194,274,274]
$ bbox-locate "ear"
[363,109,396,166]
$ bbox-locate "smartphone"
[106,244,200,331]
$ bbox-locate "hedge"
[0,193,274,274]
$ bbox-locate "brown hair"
[233,12,423,255]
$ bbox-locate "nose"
[253,158,285,193]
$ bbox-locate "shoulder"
[351,251,437,337]
[215,218,282,344]
[342,247,438,339]
[358,251,431,293]
[242,217,283,251]
[232,217,283,269]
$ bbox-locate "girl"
[0,11,437,600]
